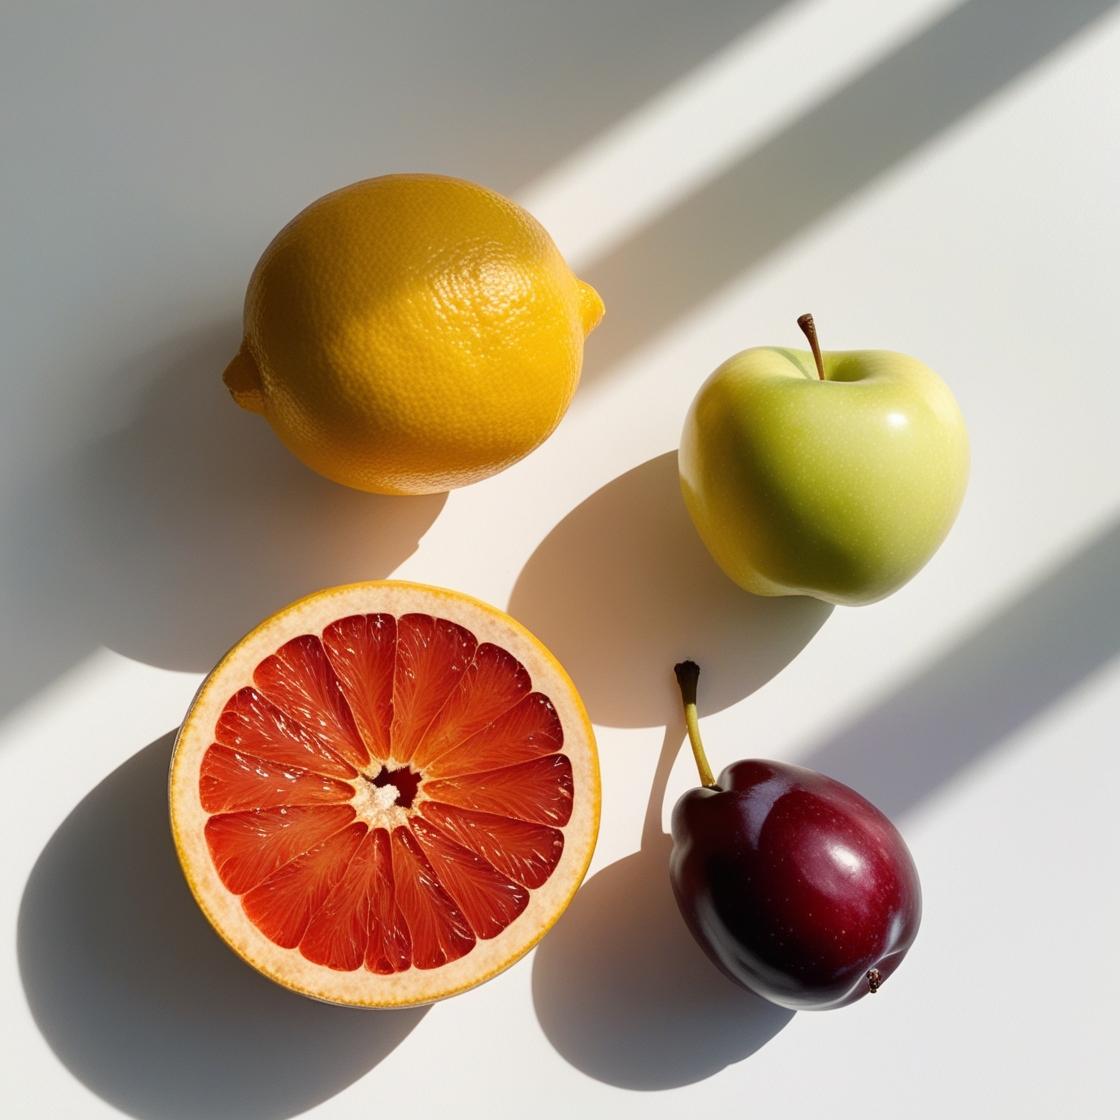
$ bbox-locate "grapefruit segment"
[390,827,476,969]
[215,687,356,779]
[416,803,564,890]
[199,745,354,813]
[322,613,397,761]
[254,634,369,769]
[171,581,598,1007]
[424,691,563,778]
[410,643,532,770]
[423,754,574,826]
[365,828,413,974]
[410,814,530,939]
[390,614,477,762]
[299,829,379,971]
[242,824,367,948]
[204,804,357,895]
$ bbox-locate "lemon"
[223,174,604,494]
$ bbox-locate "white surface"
[2,1,1117,1117]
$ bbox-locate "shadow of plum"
[532,727,793,1088]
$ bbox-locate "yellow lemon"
[224,174,604,494]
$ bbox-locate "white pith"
[169,581,600,1008]
[349,776,412,830]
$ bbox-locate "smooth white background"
[2,2,1117,1117]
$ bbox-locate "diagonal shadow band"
[17,734,427,1120]
[800,516,1120,817]
[390,0,790,195]
[578,0,1119,386]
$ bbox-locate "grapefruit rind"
[169,581,599,1007]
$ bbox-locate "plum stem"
[797,313,826,381]
[674,661,718,788]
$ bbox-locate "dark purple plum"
[669,661,921,1011]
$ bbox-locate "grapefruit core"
[169,582,599,1007]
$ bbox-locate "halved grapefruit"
[170,581,599,1007]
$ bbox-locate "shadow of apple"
[509,452,831,727]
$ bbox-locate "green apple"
[678,315,969,606]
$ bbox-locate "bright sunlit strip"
[518,0,965,270]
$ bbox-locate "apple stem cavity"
[674,660,718,789]
[797,313,826,381]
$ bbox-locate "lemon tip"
[577,280,605,336]
[223,344,266,413]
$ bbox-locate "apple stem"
[867,968,883,994]
[674,661,718,789]
[797,313,826,381]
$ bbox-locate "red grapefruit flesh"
[170,582,599,1006]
